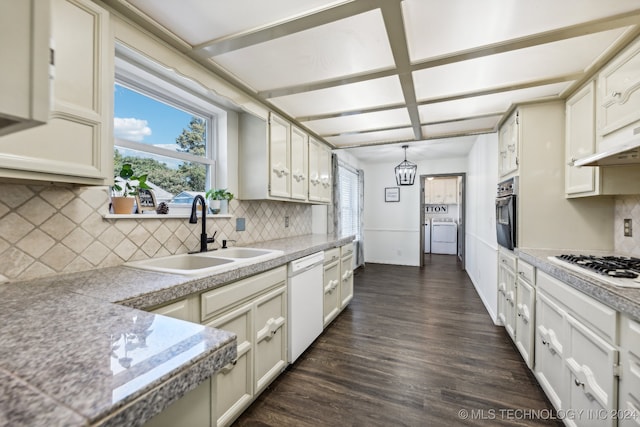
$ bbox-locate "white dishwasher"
[288,251,324,363]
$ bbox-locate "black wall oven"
[496,177,517,250]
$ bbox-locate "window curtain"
[356,168,365,268]
[332,154,341,236]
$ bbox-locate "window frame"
[338,163,361,241]
[114,46,224,196]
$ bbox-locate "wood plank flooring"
[233,254,560,426]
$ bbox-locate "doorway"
[419,173,466,270]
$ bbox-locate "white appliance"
[287,251,324,363]
[424,219,431,253]
[431,219,457,255]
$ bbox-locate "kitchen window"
[339,165,361,241]
[114,46,224,204]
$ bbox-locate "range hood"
[574,124,640,167]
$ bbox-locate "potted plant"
[205,188,234,214]
[111,164,151,214]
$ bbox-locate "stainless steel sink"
[125,247,284,276]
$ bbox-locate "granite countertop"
[1,233,353,427]
[516,248,640,322]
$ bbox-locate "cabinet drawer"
[622,316,640,357]
[537,271,617,343]
[341,243,354,258]
[517,260,535,285]
[324,248,340,264]
[499,250,517,271]
[201,266,286,321]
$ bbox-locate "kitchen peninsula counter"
[0,234,353,427]
[516,248,640,322]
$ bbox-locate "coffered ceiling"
[106,0,640,160]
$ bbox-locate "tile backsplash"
[0,183,312,283]
[615,195,640,256]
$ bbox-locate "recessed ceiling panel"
[413,30,624,101]
[402,0,640,61]
[418,82,571,123]
[326,127,416,147]
[422,116,501,138]
[344,136,478,162]
[304,108,411,136]
[211,10,394,91]
[127,0,349,45]
[270,76,405,118]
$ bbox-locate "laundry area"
[422,176,463,257]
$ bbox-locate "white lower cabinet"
[205,303,253,427]
[515,277,535,369]
[619,316,640,427]
[534,270,620,425]
[565,315,619,427]
[497,250,517,341]
[201,266,287,427]
[535,291,567,411]
[340,243,354,308]
[323,248,341,327]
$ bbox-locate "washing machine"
[424,219,430,253]
[431,218,457,255]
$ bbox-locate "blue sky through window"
[114,84,202,151]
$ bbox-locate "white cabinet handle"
[272,164,289,177]
[566,358,607,409]
[342,270,353,281]
[324,279,339,294]
[537,325,563,356]
[257,316,284,342]
[219,358,238,374]
[611,91,621,98]
[498,283,506,294]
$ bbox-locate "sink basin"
[213,248,274,258]
[125,247,284,276]
[126,254,236,275]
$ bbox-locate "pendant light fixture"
[395,145,417,186]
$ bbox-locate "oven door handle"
[495,196,513,207]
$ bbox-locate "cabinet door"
[319,144,332,203]
[308,137,322,202]
[620,316,640,427]
[269,113,291,198]
[0,0,49,136]
[566,81,599,196]
[565,315,619,427]
[515,279,535,368]
[499,112,519,177]
[597,37,640,138]
[206,303,253,427]
[0,0,112,184]
[340,254,354,308]
[497,270,508,326]
[254,286,287,394]
[443,178,458,204]
[323,261,340,327]
[429,179,445,204]
[534,292,567,411]
[504,268,517,342]
[290,126,308,201]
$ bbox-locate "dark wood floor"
[233,254,560,426]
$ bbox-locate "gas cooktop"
[548,254,640,289]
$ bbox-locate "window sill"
[102,213,233,219]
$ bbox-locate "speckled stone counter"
[516,248,640,322]
[0,233,352,426]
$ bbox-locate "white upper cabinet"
[0,0,50,137]
[290,126,308,201]
[597,36,640,142]
[268,113,291,198]
[566,81,599,196]
[0,0,113,185]
[240,112,330,204]
[498,111,519,178]
[425,177,458,204]
[308,137,331,204]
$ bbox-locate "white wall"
[363,157,467,265]
[464,133,499,323]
